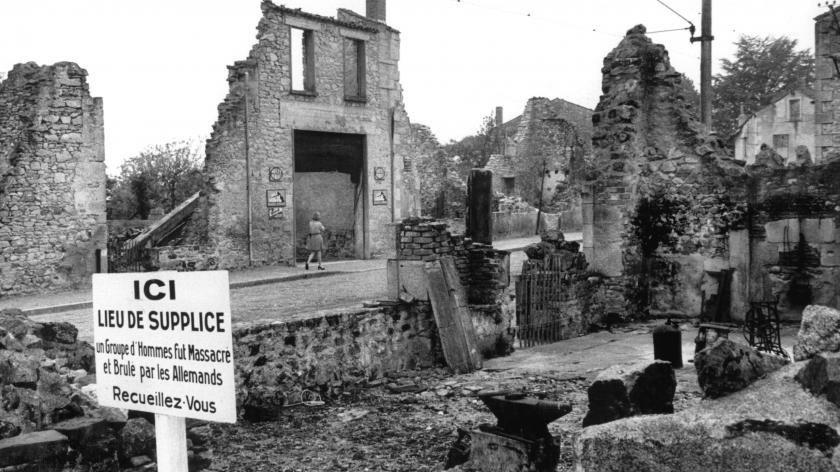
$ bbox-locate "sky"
[0,0,826,175]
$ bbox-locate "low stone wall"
[232,302,442,414]
[154,245,219,272]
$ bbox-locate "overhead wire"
[654,0,695,27]
[449,0,700,60]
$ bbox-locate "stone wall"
[814,11,840,163]
[585,26,750,320]
[0,62,106,296]
[154,245,220,272]
[233,303,441,408]
[747,161,840,319]
[190,1,415,269]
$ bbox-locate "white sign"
[92,271,236,423]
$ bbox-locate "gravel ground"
[205,347,704,472]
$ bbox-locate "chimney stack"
[366,0,386,22]
[495,106,504,127]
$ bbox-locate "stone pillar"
[366,0,386,22]
[467,169,493,245]
[581,185,594,264]
[495,106,503,127]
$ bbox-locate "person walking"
[305,212,325,270]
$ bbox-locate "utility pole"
[691,0,713,133]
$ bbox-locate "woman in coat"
[305,212,325,270]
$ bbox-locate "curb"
[23,268,377,317]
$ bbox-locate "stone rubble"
[0,308,213,471]
[793,305,840,361]
[694,338,789,398]
[582,360,675,427]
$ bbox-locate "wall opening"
[290,27,315,93]
[502,177,515,195]
[344,38,366,100]
[293,130,366,260]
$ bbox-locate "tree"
[108,140,204,219]
[712,35,814,140]
[442,112,504,174]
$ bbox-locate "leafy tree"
[713,35,814,140]
[108,140,204,219]
[442,112,504,174]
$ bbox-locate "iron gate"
[514,257,572,347]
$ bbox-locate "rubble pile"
[0,308,213,471]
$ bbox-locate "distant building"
[734,89,816,164]
[484,98,592,229]
[486,98,592,198]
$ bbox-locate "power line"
[654,0,695,28]
[452,0,624,39]
[648,26,693,34]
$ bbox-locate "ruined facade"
[486,98,593,230]
[585,25,840,321]
[734,89,816,164]
[0,62,106,296]
[192,0,415,268]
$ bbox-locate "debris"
[337,409,369,423]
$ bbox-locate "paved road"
[33,269,388,342]
[27,234,567,342]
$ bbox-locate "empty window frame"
[789,99,801,121]
[773,134,789,149]
[344,38,366,100]
[290,27,315,93]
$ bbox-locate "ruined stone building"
[485,98,593,230]
[733,88,816,164]
[0,62,106,296]
[583,25,840,322]
[181,0,415,268]
[815,10,840,164]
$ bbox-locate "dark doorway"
[293,130,366,260]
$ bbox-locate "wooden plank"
[425,261,481,373]
[440,257,482,369]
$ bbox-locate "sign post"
[92,271,236,472]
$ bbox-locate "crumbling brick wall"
[395,217,513,356]
[586,26,749,319]
[0,62,106,296]
[188,1,415,269]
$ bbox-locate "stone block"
[51,416,109,447]
[582,360,676,427]
[801,219,822,243]
[794,305,840,361]
[795,352,840,406]
[694,339,788,398]
[575,364,840,472]
[0,430,68,467]
[821,244,840,267]
[764,219,799,244]
[819,218,837,243]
